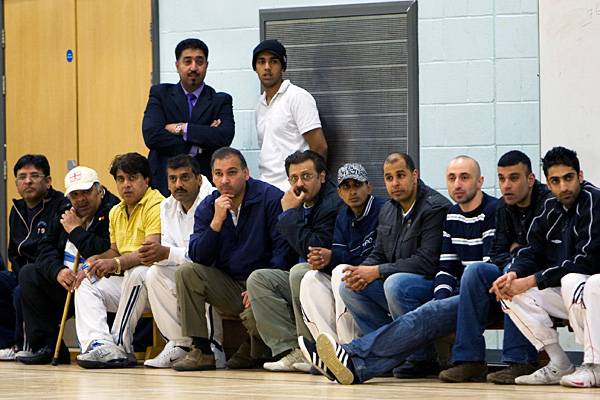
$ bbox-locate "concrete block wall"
[157,0,394,175]
[418,0,540,198]
[158,0,541,193]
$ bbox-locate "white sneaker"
[76,342,132,369]
[144,341,189,368]
[0,347,16,361]
[263,348,306,372]
[292,361,312,373]
[15,349,33,358]
[515,363,575,385]
[560,364,600,388]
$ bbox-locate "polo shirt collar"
[260,79,291,105]
[117,187,155,214]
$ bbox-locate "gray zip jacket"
[363,180,451,279]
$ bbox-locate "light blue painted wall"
[158,0,540,196]
[418,0,539,197]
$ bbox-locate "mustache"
[174,188,188,194]
[295,187,308,193]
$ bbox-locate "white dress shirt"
[157,175,215,266]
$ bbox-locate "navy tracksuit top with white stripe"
[433,192,498,299]
[510,181,600,289]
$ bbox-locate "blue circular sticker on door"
[66,49,73,62]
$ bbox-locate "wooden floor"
[1,362,599,399]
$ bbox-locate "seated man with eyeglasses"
[246,150,343,372]
[0,154,66,361]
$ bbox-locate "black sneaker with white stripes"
[298,336,334,381]
[316,332,356,385]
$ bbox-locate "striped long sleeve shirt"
[434,192,498,299]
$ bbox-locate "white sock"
[543,343,571,370]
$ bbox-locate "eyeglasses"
[16,173,46,182]
[288,172,315,185]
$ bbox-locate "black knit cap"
[252,39,287,71]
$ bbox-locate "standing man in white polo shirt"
[253,39,328,191]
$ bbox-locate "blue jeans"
[340,272,435,361]
[340,273,434,332]
[343,296,459,383]
[341,264,538,383]
[451,262,537,364]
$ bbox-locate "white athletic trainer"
[15,349,33,358]
[560,364,600,388]
[0,347,16,361]
[263,348,308,372]
[77,342,132,369]
[292,361,312,373]
[144,341,189,368]
[515,362,575,385]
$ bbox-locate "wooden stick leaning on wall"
[51,251,80,366]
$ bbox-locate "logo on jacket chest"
[36,221,48,235]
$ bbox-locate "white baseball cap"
[64,166,100,196]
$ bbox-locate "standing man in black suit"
[142,38,235,195]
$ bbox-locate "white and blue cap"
[337,163,368,186]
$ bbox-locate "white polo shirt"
[157,175,215,266]
[256,79,322,191]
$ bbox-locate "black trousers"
[0,270,17,348]
[19,263,73,350]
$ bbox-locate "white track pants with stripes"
[503,273,600,364]
[299,265,360,344]
[145,264,223,349]
[75,265,149,353]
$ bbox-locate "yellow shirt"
[109,188,164,254]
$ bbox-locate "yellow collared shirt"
[109,188,164,254]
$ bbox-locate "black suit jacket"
[142,82,235,195]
